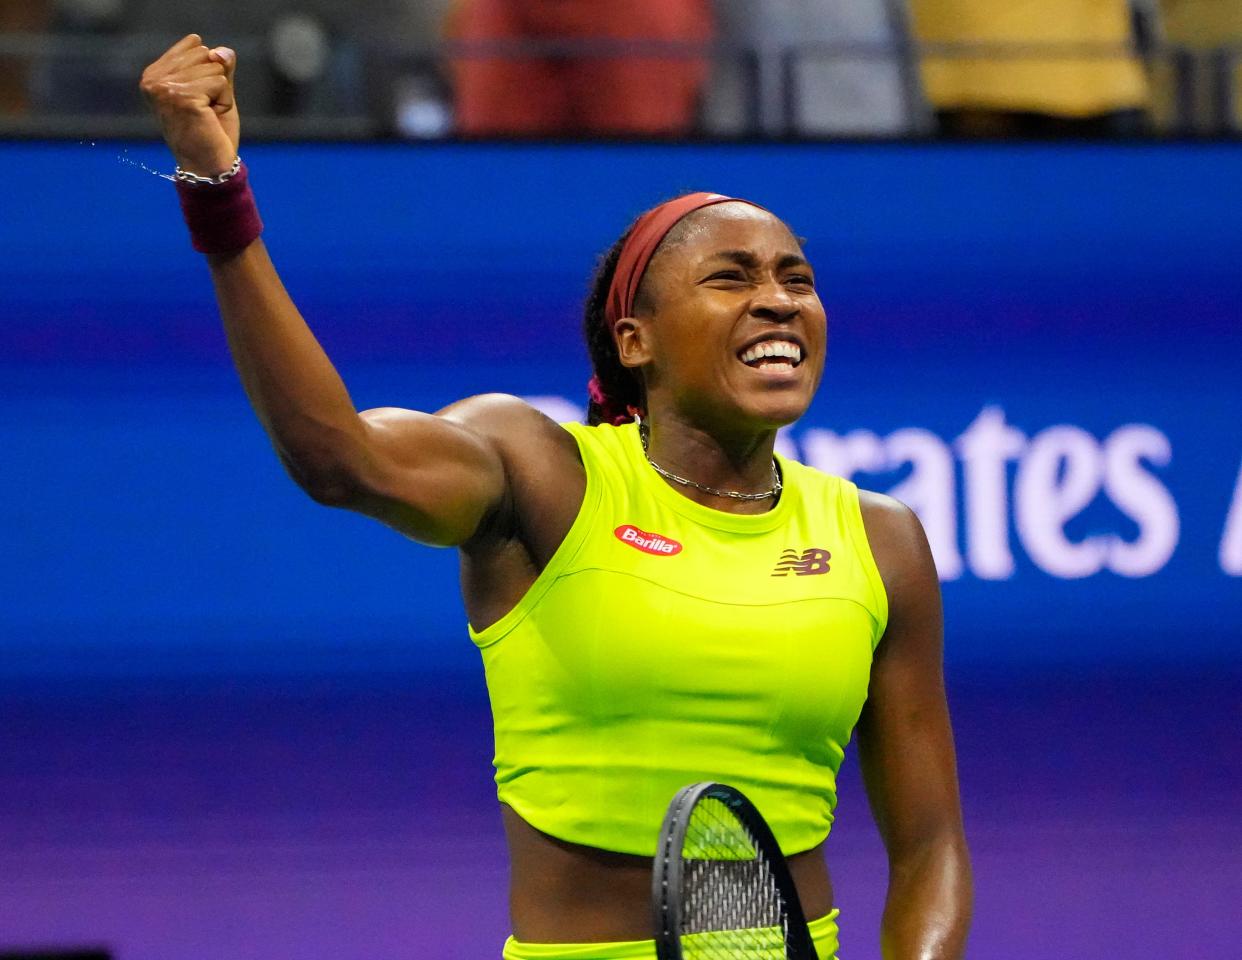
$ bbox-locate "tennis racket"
[652,781,818,960]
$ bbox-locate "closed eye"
[703,270,747,283]
[785,274,815,287]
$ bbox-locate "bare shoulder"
[856,488,938,600]
[364,391,555,436]
[434,394,586,557]
[438,393,580,458]
[361,392,580,470]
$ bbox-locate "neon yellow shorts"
[502,908,840,959]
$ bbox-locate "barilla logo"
[614,524,683,556]
[771,547,832,577]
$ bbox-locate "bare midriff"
[502,804,835,943]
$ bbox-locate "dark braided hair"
[583,229,644,426]
[582,209,706,425]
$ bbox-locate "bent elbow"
[279,454,363,508]
[301,477,359,508]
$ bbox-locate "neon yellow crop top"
[468,421,888,856]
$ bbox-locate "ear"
[614,316,652,370]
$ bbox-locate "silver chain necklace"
[639,423,782,502]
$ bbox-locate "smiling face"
[613,202,827,433]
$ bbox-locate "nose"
[748,278,798,323]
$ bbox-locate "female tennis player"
[141,35,972,960]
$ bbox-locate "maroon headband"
[604,192,762,326]
[589,191,763,425]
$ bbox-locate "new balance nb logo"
[771,548,832,577]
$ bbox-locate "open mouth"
[738,339,803,369]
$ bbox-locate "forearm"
[142,36,384,503]
[207,239,368,497]
[879,836,972,960]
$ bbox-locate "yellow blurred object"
[1158,0,1242,130]
[911,0,1149,116]
[1161,0,1242,40]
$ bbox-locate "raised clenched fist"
[140,34,240,178]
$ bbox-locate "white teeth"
[740,340,802,365]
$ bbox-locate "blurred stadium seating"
[0,0,1238,138]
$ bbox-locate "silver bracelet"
[174,156,242,186]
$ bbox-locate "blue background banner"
[1,141,1239,674]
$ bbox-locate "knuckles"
[139,71,227,105]
[139,77,183,103]
[139,36,235,115]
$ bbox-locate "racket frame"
[652,781,819,960]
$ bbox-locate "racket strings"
[678,796,796,958]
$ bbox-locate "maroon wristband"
[175,162,264,255]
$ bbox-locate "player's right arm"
[139,35,517,547]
